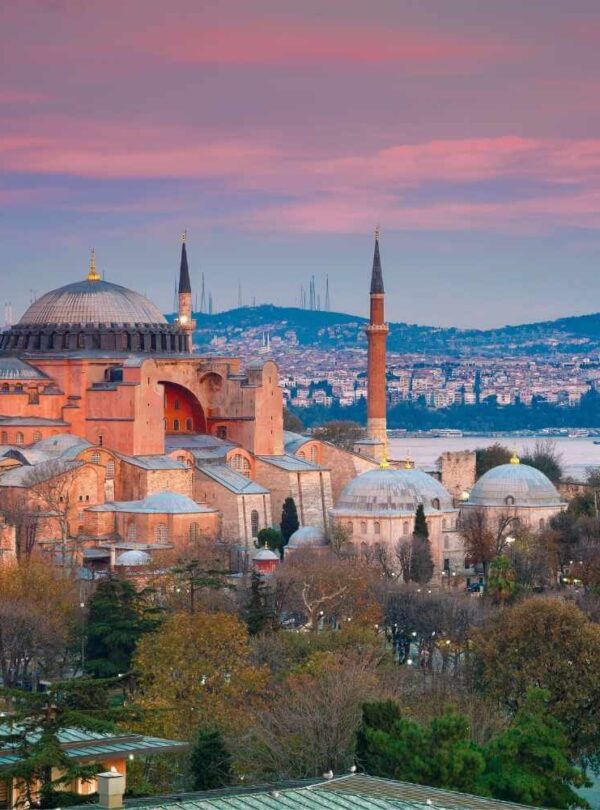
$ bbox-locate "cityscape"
[1,3,599,810]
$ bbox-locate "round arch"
[160,381,206,434]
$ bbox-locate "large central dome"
[18,279,167,326]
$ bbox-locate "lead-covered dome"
[332,467,454,515]
[19,279,166,326]
[467,462,562,508]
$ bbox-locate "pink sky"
[1,0,600,326]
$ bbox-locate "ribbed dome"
[467,463,562,508]
[333,467,454,515]
[116,550,151,566]
[19,280,167,326]
[288,526,327,548]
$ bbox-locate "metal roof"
[283,430,311,454]
[466,463,563,508]
[0,357,48,380]
[257,454,324,472]
[0,458,83,488]
[0,416,69,427]
[117,453,187,471]
[87,491,215,514]
[331,468,455,516]
[197,464,268,494]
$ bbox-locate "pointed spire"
[178,231,191,294]
[87,248,100,282]
[370,226,384,294]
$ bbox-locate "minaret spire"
[87,248,100,282]
[177,231,195,351]
[178,231,191,295]
[365,226,389,461]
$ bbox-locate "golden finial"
[87,248,100,282]
[375,224,380,241]
[510,450,520,465]
[404,453,412,470]
[379,448,390,470]
[182,229,187,244]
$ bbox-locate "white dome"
[467,462,562,508]
[252,547,280,561]
[332,467,454,516]
[116,549,151,566]
[288,526,327,548]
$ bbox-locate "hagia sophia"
[0,233,567,579]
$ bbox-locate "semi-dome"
[332,467,454,516]
[288,525,327,548]
[466,461,562,508]
[19,279,166,326]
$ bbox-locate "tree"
[189,728,232,791]
[133,610,267,740]
[0,560,77,688]
[312,420,365,451]
[283,408,304,434]
[0,677,119,809]
[475,444,511,479]
[84,578,161,678]
[480,689,589,809]
[280,497,299,546]
[410,505,434,584]
[243,570,274,635]
[256,527,283,554]
[471,597,600,762]
[459,508,515,581]
[486,556,517,604]
[521,440,563,484]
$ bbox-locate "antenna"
[325,275,330,311]
[200,272,206,313]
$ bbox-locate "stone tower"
[366,228,389,454]
[178,232,196,352]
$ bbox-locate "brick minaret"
[178,231,196,352]
[366,228,389,450]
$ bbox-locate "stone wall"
[440,451,476,502]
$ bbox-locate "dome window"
[90,451,101,465]
[360,521,367,534]
[1,431,7,444]
[155,524,168,543]
[106,460,115,479]
[33,431,42,443]
[15,432,24,445]
[505,495,515,506]
[374,521,381,535]
[251,510,259,538]
[431,497,440,510]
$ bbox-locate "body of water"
[388,436,600,481]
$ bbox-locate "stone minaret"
[366,227,389,453]
[178,231,196,352]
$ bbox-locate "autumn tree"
[312,420,364,451]
[133,610,268,740]
[475,444,511,479]
[0,560,77,687]
[471,597,600,762]
[459,508,515,581]
[521,440,563,485]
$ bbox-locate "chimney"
[97,772,125,810]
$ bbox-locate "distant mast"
[365,227,389,459]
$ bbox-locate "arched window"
[90,451,101,465]
[347,522,353,535]
[360,521,367,534]
[14,384,23,393]
[185,418,193,431]
[431,497,440,510]
[298,451,306,459]
[189,522,200,542]
[127,523,137,541]
[216,426,227,440]
[15,432,24,445]
[505,495,515,506]
[403,521,409,536]
[374,521,380,535]
[98,434,104,447]
[250,510,259,538]
[1,383,8,393]
[78,333,85,348]
[174,398,180,411]
[177,455,185,464]
[28,389,39,404]
[32,431,42,443]
[444,536,449,549]
[106,460,115,479]
[310,445,318,463]
[539,518,545,530]
[0,431,7,444]
[230,454,251,477]
[173,419,180,432]
[155,524,168,543]
[442,518,447,530]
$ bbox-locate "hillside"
[168,305,600,358]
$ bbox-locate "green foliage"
[280,497,300,544]
[256,527,283,554]
[189,728,232,791]
[413,503,429,540]
[521,441,564,484]
[480,689,590,808]
[476,444,511,479]
[282,408,304,434]
[243,571,274,636]
[410,505,434,584]
[312,420,365,450]
[84,578,161,678]
[486,556,518,603]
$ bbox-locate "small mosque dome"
[116,549,151,566]
[333,467,453,515]
[18,279,167,327]
[252,546,280,561]
[467,461,562,508]
[288,526,327,548]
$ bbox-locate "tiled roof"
[0,357,48,380]
[0,459,82,488]
[197,464,268,494]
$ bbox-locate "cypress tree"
[190,728,232,791]
[410,504,434,584]
[243,570,273,635]
[280,497,300,545]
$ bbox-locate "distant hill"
[167,305,600,357]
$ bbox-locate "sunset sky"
[2,0,600,327]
